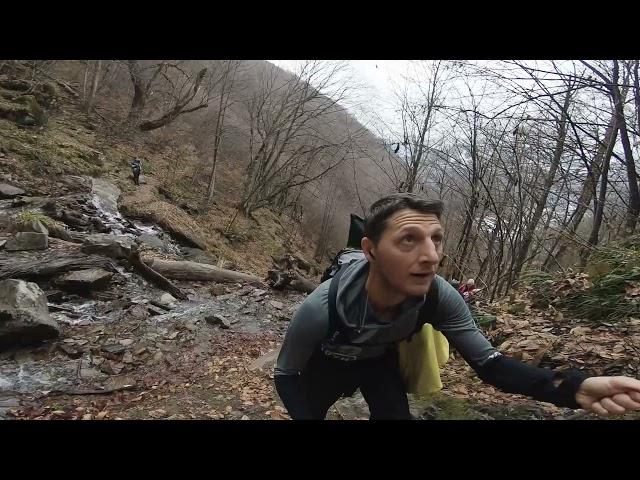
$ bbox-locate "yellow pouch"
[398,323,449,395]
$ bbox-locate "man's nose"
[419,239,440,264]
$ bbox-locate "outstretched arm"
[431,278,640,415]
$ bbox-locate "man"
[130,157,142,186]
[274,193,640,420]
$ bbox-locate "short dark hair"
[364,193,443,243]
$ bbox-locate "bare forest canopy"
[4,59,640,301]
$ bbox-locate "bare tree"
[126,60,215,131]
[239,61,361,217]
[205,60,241,204]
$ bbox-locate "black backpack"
[322,213,440,344]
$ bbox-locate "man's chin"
[405,277,435,297]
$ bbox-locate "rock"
[251,289,267,298]
[0,279,60,349]
[205,314,231,329]
[81,234,133,260]
[122,351,134,364]
[147,305,166,316]
[269,300,284,310]
[45,290,65,302]
[125,304,148,320]
[5,232,48,251]
[248,348,280,372]
[103,375,136,390]
[100,360,124,375]
[159,293,177,307]
[148,409,167,419]
[47,225,75,242]
[58,343,83,359]
[210,284,227,296]
[79,366,104,380]
[55,268,114,292]
[101,344,125,361]
[16,219,49,235]
[119,339,134,347]
[0,239,6,249]
[0,183,25,199]
[138,234,168,251]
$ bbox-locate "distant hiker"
[130,157,142,186]
[274,193,640,419]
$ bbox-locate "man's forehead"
[387,209,442,230]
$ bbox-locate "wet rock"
[0,279,60,349]
[55,268,114,292]
[138,234,168,251]
[0,183,25,199]
[81,234,133,260]
[5,232,49,251]
[159,293,177,308]
[125,304,148,320]
[147,305,166,316]
[205,314,230,329]
[47,225,76,242]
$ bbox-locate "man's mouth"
[410,272,434,279]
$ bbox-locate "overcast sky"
[268,60,414,129]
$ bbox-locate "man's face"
[363,209,443,297]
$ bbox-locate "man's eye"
[433,236,443,244]
[402,235,415,244]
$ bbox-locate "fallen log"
[0,253,117,281]
[142,257,262,285]
[128,246,188,300]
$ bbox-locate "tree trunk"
[128,246,188,300]
[513,89,571,280]
[0,254,117,281]
[143,257,262,284]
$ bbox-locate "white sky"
[269,60,413,128]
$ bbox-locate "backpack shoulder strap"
[327,262,347,335]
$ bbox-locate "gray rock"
[269,300,284,310]
[205,314,230,329]
[0,183,25,199]
[55,268,114,292]
[138,234,167,251]
[81,234,133,260]
[159,293,177,307]
[5,232,49,251]
[0,279,60,349]
[210,284,227,296]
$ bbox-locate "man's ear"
[361,237,376,262]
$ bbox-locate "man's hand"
[575,376,640,416]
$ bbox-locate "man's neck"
[364,267,407,316]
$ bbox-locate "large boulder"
[5,232,48,251]
[0,183,25,199]
[55,268,114,292]
[81,233,134,259]
[0,279,60,349]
